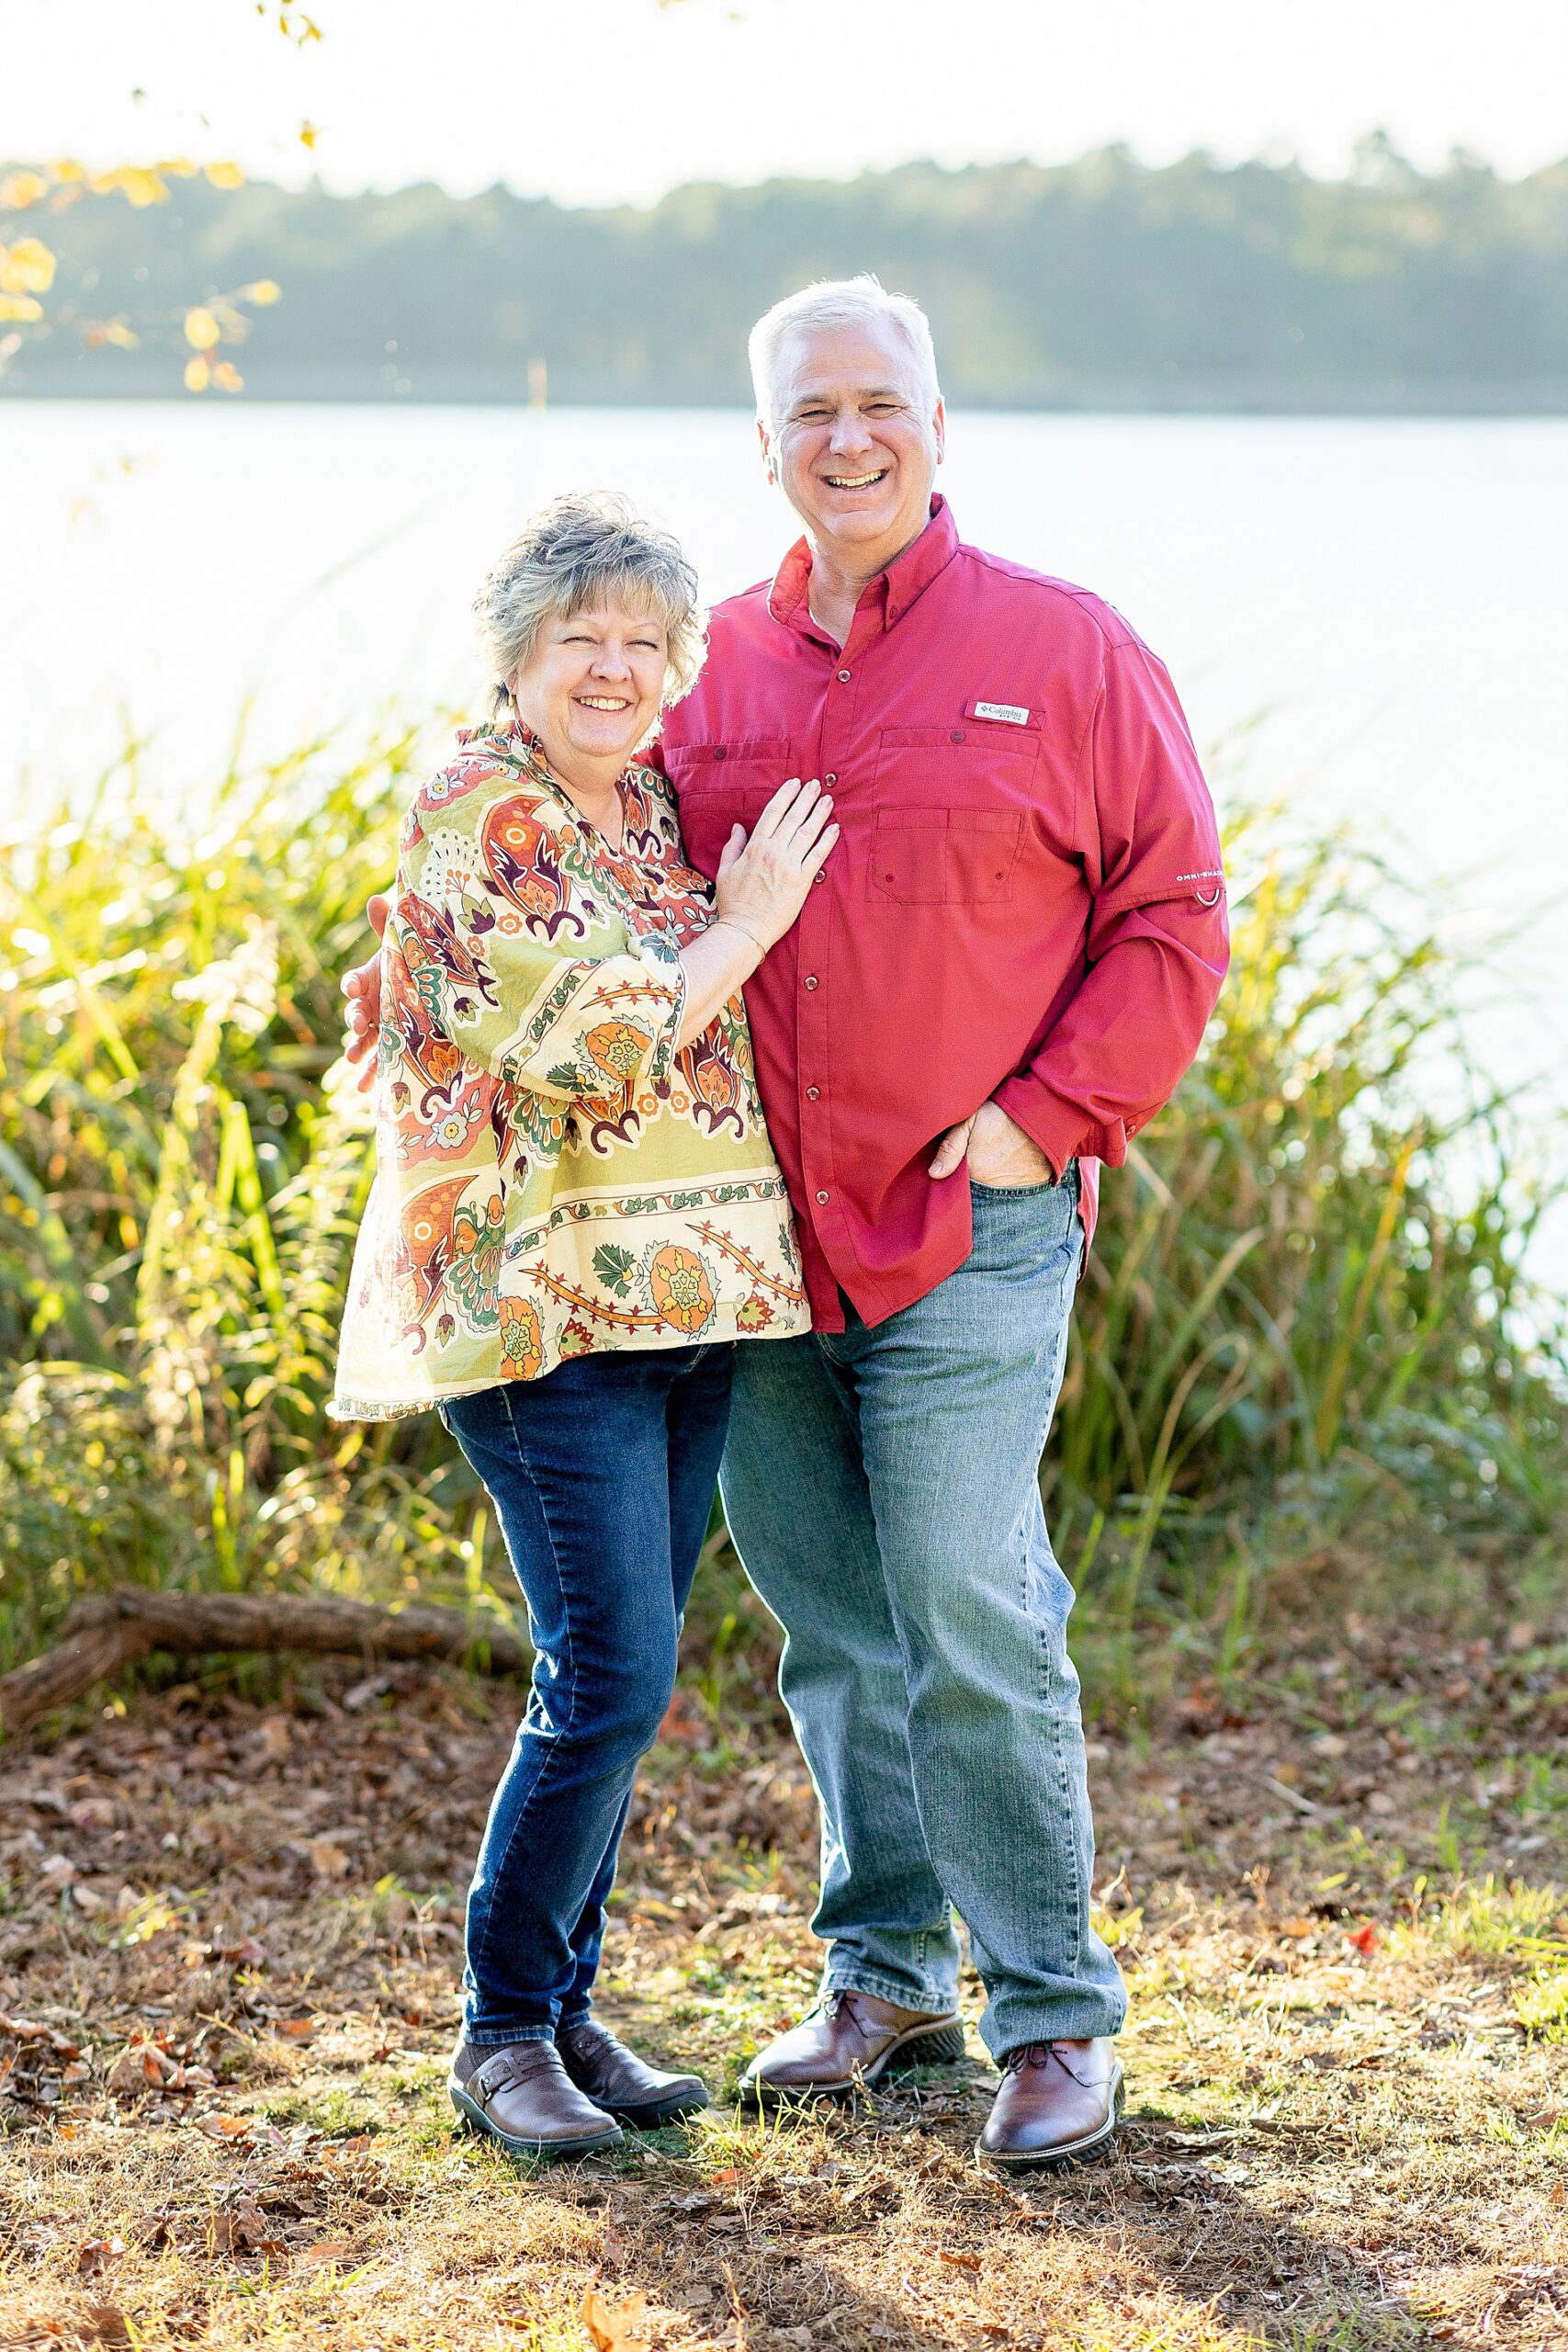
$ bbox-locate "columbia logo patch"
[974,700,1030,725]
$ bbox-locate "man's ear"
[756,414,778,486]
[932,398,947,465]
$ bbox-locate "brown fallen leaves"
[582,2287,654,2348]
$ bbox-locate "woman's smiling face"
[511,599,669,781]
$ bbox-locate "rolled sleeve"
[997,638,1230,1169]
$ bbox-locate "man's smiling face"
[760,318,945,573]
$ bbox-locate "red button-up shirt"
[658,497,1229,1333]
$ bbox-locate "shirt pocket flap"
[667,738,792,790]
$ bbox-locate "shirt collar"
[768,494,960,639]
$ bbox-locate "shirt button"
[824,772,838,785]
[815,1190,829,1204]
[803,975,818,989]
[806,1085,820,1100]
[836,669,852,684]
[812,868,827,884]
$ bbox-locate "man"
[344,278,1228,2169]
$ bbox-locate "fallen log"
[0,1585,531,1742]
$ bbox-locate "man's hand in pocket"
[928,1099,1056,1186]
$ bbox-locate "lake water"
[6,401,1567,1274]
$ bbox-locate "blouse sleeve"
[388,774,687,1106]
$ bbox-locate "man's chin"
[807,501,912,548]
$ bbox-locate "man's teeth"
[826,470,886,489]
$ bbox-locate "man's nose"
[828,407,874,455]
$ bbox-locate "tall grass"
[1,731,1562,1680]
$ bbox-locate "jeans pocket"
[970,1152,1076,1200]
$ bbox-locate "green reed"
[0,734,1562,1681]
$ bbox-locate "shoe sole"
[448,2078,624,2161]
[976,2063,1125,2174]
[739,2017,967,2109]
[599,2081,710,2130]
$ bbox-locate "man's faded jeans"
[720,1167,1125,2060]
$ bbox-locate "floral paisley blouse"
[331,719,808,1419]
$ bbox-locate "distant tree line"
[6,135,1566,409]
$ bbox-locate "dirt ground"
[2,1606,1565,2352]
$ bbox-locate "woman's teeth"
[577,696,631,710]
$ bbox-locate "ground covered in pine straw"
[2,1606,1566,2352]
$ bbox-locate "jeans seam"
[1037,1308,1089,1993]
[464,1384,580,2011]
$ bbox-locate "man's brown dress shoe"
[977,2038,1123,2171]
[739,1988,965,2107]
[556,2018,708,2129]
[448,2038,623,2159]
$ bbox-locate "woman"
[332,492,836,2158]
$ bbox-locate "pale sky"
[6,0,1567,206]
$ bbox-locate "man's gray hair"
[472,491,707,720]
[748,275,942,434]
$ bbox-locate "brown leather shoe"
[448,2038,623,2159]
[556,2018,708,2129]
[739,1989,965,2108]
[977,2038,1123,2171]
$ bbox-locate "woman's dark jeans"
[442,1341,733,2045]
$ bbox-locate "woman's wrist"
[710,914,771,956]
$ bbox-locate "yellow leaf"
[184,356,211,392]
[184,307,220,351]
[244,278,282,305]
[104,320,140,350]
[90,165,168,209]
[0,292,43,322]
[205,161,245,190]
[157,156,198,178]
[0,171,50,211]
[212,361,244,393]
[51,159,86,183]
[0,238,56,294]
[299,121,321,149]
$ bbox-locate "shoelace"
[1005,2040,1077,2076]
[820,1990,877,2041]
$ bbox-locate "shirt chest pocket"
[666,739,791,880]
[867,808,1023,904]
[868,727,1033,906]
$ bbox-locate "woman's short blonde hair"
[473,491,707,722]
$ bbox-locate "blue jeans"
[719,1170,1124,2059]
[442,1342,733,2044]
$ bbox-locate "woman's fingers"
[716,821,748,879]
[752,775,823,842]
[802,821,840,877]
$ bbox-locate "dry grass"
[2,1609,1566,2352]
